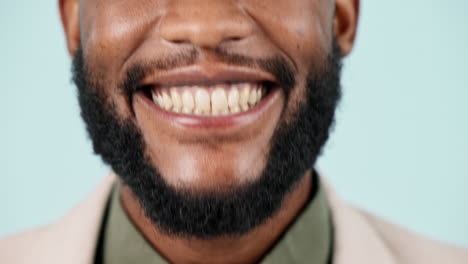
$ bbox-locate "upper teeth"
[151,83,265,116]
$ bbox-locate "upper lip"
[139,63,278,88]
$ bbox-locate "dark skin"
[60,0,358,263]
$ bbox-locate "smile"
[134,65,284,129]
[150,82,267,116]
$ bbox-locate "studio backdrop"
[1,0,467,247]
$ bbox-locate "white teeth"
[211,88,228,115]
[162,92,173,110]
[257,88,263,102]
[171,89,182,112]
[239,85,250,111]
[228,88,240,114]
[182,90,195,114]
[157,94,164,106]
[151,83,266,116]
[151,91,163,107]
[151,92,160,106]
[231,106,241,113]
[195,88,211,114]
[248,88,258,107]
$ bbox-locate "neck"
[120,170,313,264]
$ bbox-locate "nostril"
[228,36,243,42]
[172,39,187,45]
[159,8,254,49]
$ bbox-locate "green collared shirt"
[98,177,333,264]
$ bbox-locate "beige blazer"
[1,174,467,264]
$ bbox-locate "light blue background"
[2,1,467,247]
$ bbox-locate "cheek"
[243,0,332,70]
[80,1,163,55]
[80,1,164,118]
[240,1,333,122]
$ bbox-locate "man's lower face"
[73,40,342,239]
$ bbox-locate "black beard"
[72,41,342,239]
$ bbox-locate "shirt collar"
[102,174,332,264]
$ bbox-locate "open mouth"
[141,81,273,117]
[132,65,284,130]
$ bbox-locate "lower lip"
[134,88,283,129]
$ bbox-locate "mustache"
[119,48,296,98]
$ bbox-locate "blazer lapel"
[324,180,398,264]
[55,174,116,264]
[56,174,398,264]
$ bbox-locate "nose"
[159,0,254,49]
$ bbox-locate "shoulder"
[322,178,468,264]
[358,209,468,264]
[0,224,61,264]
